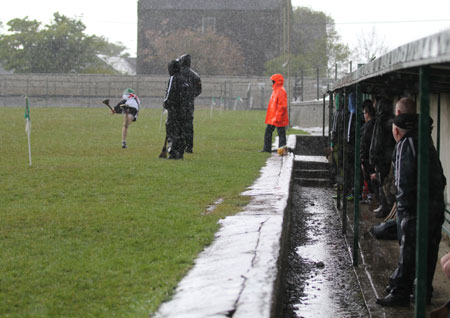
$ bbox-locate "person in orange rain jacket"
[261,73,289,153]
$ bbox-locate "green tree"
[325,15,352,76]
[0,13,127,74]
[265,7,350,77]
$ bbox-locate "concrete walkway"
[153,135,297,318]
[153,132,450,318]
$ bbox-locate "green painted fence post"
[353,85,362,266]
[415,66,430,318]
[342,89,348,234]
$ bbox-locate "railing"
[0,73,333,109]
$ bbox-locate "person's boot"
[375,205,390,218]
[375,208,389,218]
[374,205,383,213]
[376,292,410,306]
[168,150,183,160]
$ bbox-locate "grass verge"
[0,106,286,318]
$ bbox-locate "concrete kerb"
[153,135,296,318]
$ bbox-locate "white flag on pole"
[25,97,32,166]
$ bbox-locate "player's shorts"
[124,107,138,116]
[122,106,138,121]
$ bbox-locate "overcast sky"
[1,0,449,58]
[292,0,450,52]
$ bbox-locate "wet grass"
[0,106,297,318]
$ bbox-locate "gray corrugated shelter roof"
[139,0,282,11]
[331,28,450,93]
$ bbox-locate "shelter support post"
[437,93,441,158]
[415,66,430,318]
[353,85,362,266]
[322,94,326,136]
[301,70,304,102]
[332,92,342,210]
[342,89,348,234]
[316,68,320,100]
[328,92,333,138]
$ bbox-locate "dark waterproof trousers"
[375,162,395,211]
[263,125,286,152]
[345,146,355,195]
[389,201,445,298]
[361,161,376,194]
[184,105,194,152]
[166,110,185,159]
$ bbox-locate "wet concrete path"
[152,134,450,318]
[282,184,369,317]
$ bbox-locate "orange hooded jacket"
[265,74,289,127]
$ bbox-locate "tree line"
[0,8,385,76]
[0,13,127,74]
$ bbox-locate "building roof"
[139,0,282,11]
[331,28,450,94]
[97,55,137,75]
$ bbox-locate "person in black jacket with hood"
[179,54,202,153]
[163,59,189,159]
[369,97,396,217]
[360,99,376,201]
[376,113,446,306]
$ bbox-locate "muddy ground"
[282,184,369,317]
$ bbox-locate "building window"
[202,17,216,33]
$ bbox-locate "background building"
[137,0,289,75]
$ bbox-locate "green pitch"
[0,106,282,317]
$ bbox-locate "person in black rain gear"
[360,99,376,201]
[163,60,189,159]
[376,113,446,307]
[369,97,396,218]
[179,54,202,153]
[392,97,418,241]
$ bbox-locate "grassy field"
[0,106,299,318]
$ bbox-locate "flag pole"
[27,121,32,166]
[25,97,32,166]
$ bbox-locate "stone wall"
[0,73,330,110]
[289,99,329,130]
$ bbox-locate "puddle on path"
[282,184,369,318]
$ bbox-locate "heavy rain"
[1,1,450,318]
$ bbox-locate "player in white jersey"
[111,88,140,148]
